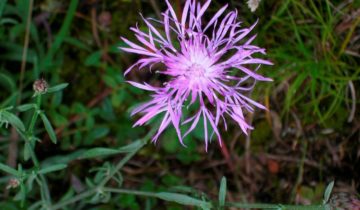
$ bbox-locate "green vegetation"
[0,0,359,209]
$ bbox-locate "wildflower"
[121,0,272,150]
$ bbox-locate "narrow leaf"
[323,181,334,203]
[38,164,67,174]
[116,140,144,152]
[79,140,144,159]
[0,163,19,176]
[219,176,227,208]
[1,111,25,131]
[85,51,102,66]
[41,0,79,70]
[79,148,121,159]
[39,113,57,144]
[155,192,212,208]
[47,83,69,94]
[17,104,36,112]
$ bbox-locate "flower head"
[33,78,48,94]
[121,0,272,150]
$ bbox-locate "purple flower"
[121,0,272,150]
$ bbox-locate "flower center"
[186,63,206,78]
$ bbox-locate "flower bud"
[33,78,48,94]
[6,178,20,189]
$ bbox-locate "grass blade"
[41,0,79,70]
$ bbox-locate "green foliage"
[0,0,357,209]
[258,0,359,125]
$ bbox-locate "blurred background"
[0,0,359,209]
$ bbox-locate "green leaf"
[41,150,85,166]
[85,51,102,66]
[1,110,25,131]
[47,83,69,94]
[17,103,36,112]
[79,140,144,159]
[16,0,30,21]
[39,113,57,144]
[219,177,227,208]
[0,0,7,19]
[0,163,19,176]
[116,140,144,152]
[79,148,121,159]
[0,72,15,92]
[102,75,117,88]
[38,164,67,174]
[24,142,31,161]
[155,192,212,208]
[0,17,18,25]
[323,181,334,203]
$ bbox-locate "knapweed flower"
[121,0,272,150]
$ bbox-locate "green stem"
[39,175,52,206]
[26,95,42,167]
[28,95,42,135]
[26,94,52,205]
[26,142,39,167]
